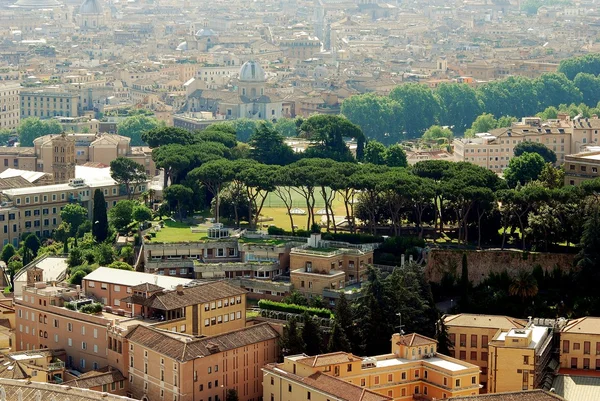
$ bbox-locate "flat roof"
[83,267,192,289]
[496,326,548,349]
[426,357,471,372]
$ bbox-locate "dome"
[176,41,188,51]
[79,0,102,14]
[239,60,265,82]
[13,0,61,8]
[195,28,216,37]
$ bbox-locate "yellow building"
[263,333,482,401]
[0,82,20,130]
[560,316,600,371]
[488,326,553,393]
[444,314,527,389]
[0,349,67,383]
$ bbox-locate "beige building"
[126,322,279,401]
[0,82,20,130]
[0,378,137,400]
[20,89,79,119]
[444,314,527,389]
[0,349,67,383]
[559,317,600,371]
[264,332,482,401]
[453,115,600,173]
[563,147,600,186]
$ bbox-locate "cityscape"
[0,0,598,400]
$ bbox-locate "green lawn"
[149,220,208,243]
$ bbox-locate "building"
[279,36,322,59]
[453,115,600,173]
[444,314,527,389]
[559,316,600,371]
[563,147,600,186]
[0,82,21,130]
[447,389,565,400]
[0,378,137,400]
[289,234,374,301]
[487,326,554,393]
[63,368,128,397]
[264,332,482,401]
[0,349,67,383]
[126,322,280,401]
[20,89,79,119]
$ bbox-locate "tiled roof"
[131,282,163,292]
[263,364,390,401]
[0,378,138,400]
[444,314,527,330]
[126,322,278,361]
[562,317,600,334]
[448,390,565,401]
[143,281,246,310]
[0,361,29,380]
[64,369,125,389]
[297,352,363,367]
[397,333,436,347]
[552,373,600,401]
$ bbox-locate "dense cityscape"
[0,0,599,400]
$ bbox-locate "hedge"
[258,299,333,319]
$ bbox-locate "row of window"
[203,296,242,311]
[563,340,600,354]
[204,312,242,326]
[450,333,489,349]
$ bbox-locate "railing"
[48,361,65,371]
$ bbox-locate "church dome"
[79,0,102,14]
[176,41,188,51]
[13,0,61,8]
[239,60,265,82]
[195,28,216,37]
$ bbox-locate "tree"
[232,119,263,143]
[0,129,13,146]
[274,118,299,137]
[6,258,22,289]
[60,204,88,237]
[164,184,195,219]
[327,321,352,353]
[249,123,295,165]
[422,125,453,143]
[534,73,582,110]
[17,117,62,147]
[282,290,308,306]
[141,126,195,148]
[389,84,440,138]
[301,312,322,356]
[385,144,408,167]
[341,93,403,144]
[110,157,148,200]
[132,205,153,223]
[1,244,15,265]
[509,270,539,301]
[539,163,564,189]
[120,245,135,265]
[504,152,546,188]
[67,248,84,268]
[92,189,108,242]
[573,73,600,106]
[363,140,386,165]
[107,261,134,270]
[435,318,453,355]
[189,159,234,223]
[236,161,277,229]
[23,233,41,264]
[465,113,498,137]
[435,83,482,132]
[301,115,365,161]
[69,270,87,286]
[117,114,163,146]
[280,317,304,356]
[96,242,115,265]
[197,126,238,148]
[514,141,557,164]
[225,389,239,401]
[108,200,135,232]
[559,53,600,80]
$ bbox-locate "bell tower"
[51,133,76,184]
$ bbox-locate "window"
[471,334,477,347]
[388,374,393,382]
[401,372,406,380]
[67,323,72,332]
[460,334,466,347]
[585,341,591,355]
[563,340,570,353]
[455,379,460,387]
[470,351,477,360]
[307,391,311,400]
[482,352,488,361]
[524,355,529,365]
[482,335,488,348]
[472,376,476,384]
[82,342,87,350]
[347,364,352,372]
[571,358,578,369]
[574,343,581,351]
[360,379,365,386]
[460,350,466,359]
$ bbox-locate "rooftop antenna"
[396,312,405,336]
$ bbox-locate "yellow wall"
[446,326,498,387]
[560,333,600,370]
[488,344,535,393]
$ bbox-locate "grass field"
[150,220,208,243]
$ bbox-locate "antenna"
[396,312,405,335]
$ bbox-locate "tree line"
[340,53,600,144]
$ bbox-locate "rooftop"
[562,316,600,335]
[444,314,527,330]
[140,280,246,310]
[83,267,191,290]
[448,389,565,400]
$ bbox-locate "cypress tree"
[92,189,108,242]
[327,321,351,353]
[301,312,322,356]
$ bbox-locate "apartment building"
[487,326,554,394]
[126,322,279,401]
[559,317,600,371]
[0,167,138,246]
[289,234,374,300]
[279,36,322,59]
[0,349,67,383]
[563,147,600,185]
[264,332,481,401]
[20,89,79,119]
[444,314,527,389]
[453,115,600,173]
[0,82,20,130]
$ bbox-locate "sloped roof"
[448,389,565,401]
[297,352,363,367]
[552,373,600,401]
[444,314,527,330]
[397,333,436,347]
[64,369,125,388]
[562,317,600,335]
[143,281,246,310]
[126,322,278,362]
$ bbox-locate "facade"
[563,147,600,186]
[453,115,600,173]
[487,326,554,393]
[264,333,482,401]
[279,36,322,59]
[126,322,279,401]
[0,82,21,130]
[444,314,527,389]
[559,317,600,371]
[20,90,79,119]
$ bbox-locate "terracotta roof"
[131,282,163,292]
[63,369,125,388]
[562,317,600,335]
[297,352,363,367]
[444,314,527,330]
[448,389,565,401]
[0,361,29,380]
[263,365,390,401]
[0,176,34,190]
[126,322,278,362]
[397,333,436,347]
[0,378,138,400]
[143,281,246,310]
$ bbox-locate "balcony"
[48,361,65,371]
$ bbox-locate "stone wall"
[425,249,576,285]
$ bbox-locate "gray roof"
[552,374,600,401]
[79,0,102,14]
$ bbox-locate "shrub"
[258,299,332,319]
[321,232,384,244]
[267,226,286,235]
[65,302,76,310]
[80,303,103,314]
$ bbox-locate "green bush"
[258,299,332,319]
[65,302,76,310]
[321,232,384,244]
[267,226,286,235]
[80,303,103,314]
[266,226,311,238]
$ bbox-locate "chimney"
[176,284,184,295]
